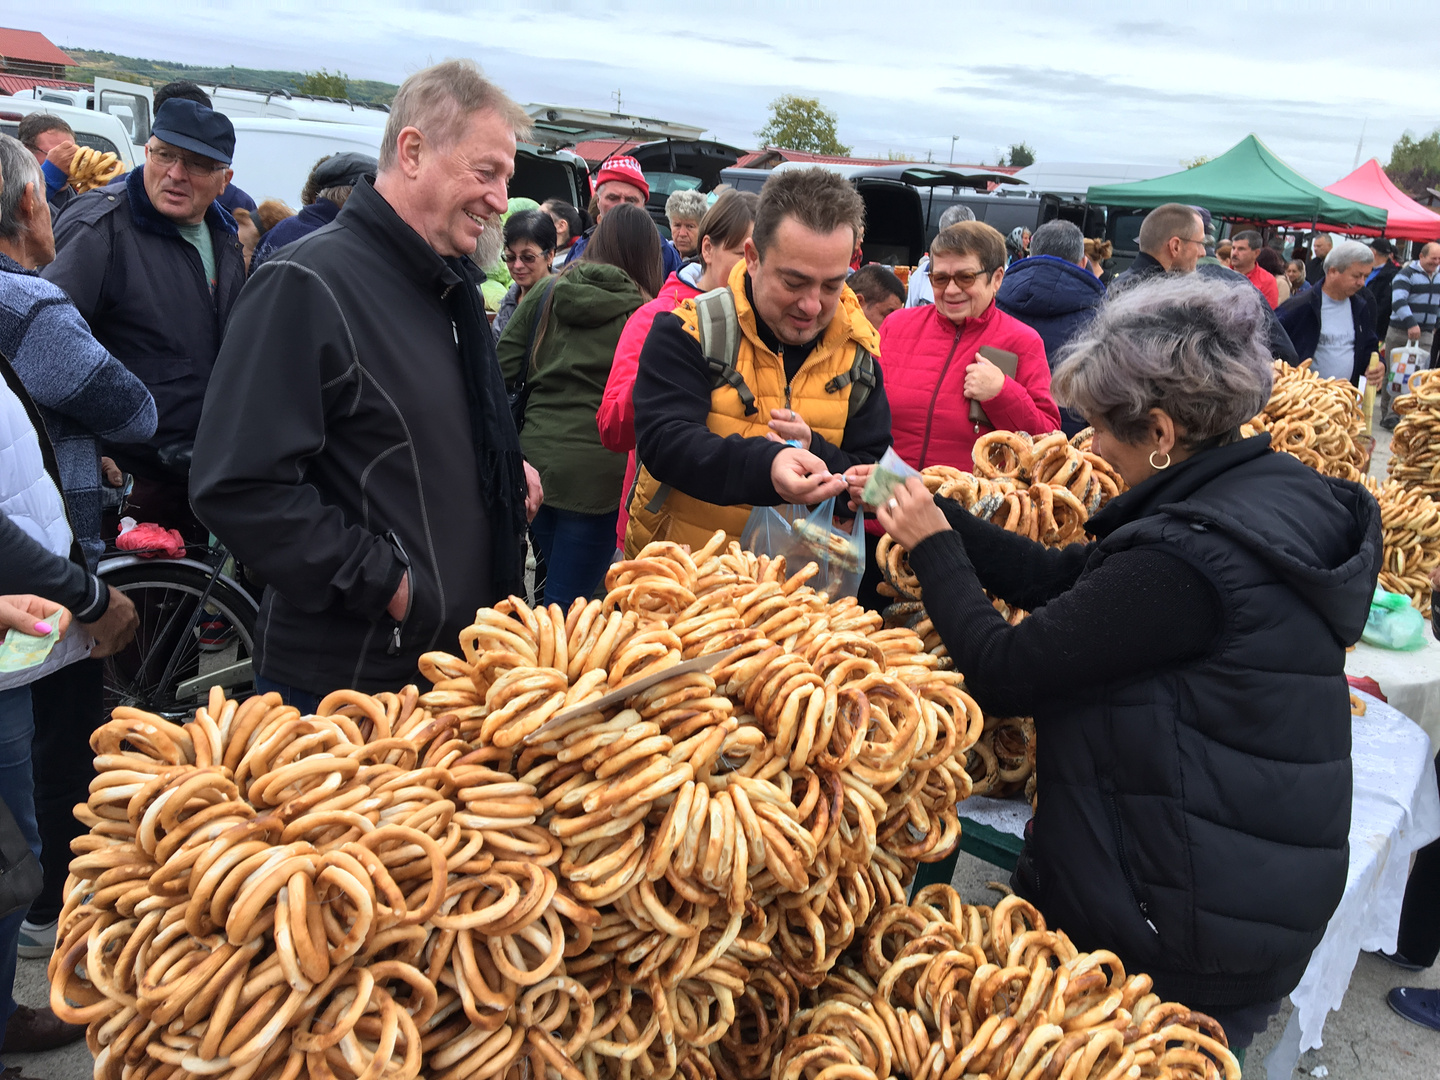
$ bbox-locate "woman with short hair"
[859,275,1381,1050]
[497,203,661,604]
[664,189,708,259]
[492,209,557,341]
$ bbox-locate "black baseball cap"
[151,98,235,164]
[310,152,377,189]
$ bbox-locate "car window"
[644,172,703,197]
[75,132,121,157]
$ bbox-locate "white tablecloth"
[960,694,1440,1063]
[1347,635,1440,755]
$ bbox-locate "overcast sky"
[33,2,1440,183]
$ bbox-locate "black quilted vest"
[1015,437,1382,1010]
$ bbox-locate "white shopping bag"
[1388,345,1428,397]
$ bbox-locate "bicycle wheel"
[100,561,259,721]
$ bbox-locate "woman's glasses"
[502,250,548,266]
[930,269,993,291]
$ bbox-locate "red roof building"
[0,28,76,81]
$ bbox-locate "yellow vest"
[625,260,881,556]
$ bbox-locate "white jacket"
[0,375,90,690]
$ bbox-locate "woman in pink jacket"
[861,220,1060,608]
[598,190,759,549]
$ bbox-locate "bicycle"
[97,540,259,722]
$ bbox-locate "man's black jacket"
[191,180,502,695]
[1276,284,1379,384]
[42,167,244,479]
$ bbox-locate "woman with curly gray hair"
[857,275,1382,1049]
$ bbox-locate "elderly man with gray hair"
[906,202,977,306]
[867,274,1380,1051]
[192,59,543,713]
[1276,238,1380,387]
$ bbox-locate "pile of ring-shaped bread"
[68,146,128,194]
[1363,476,1440,616]
[764,885,1239,1080]
[1245,360,1369,482]
[53,532,992,1080]
[1389,369,1440,500]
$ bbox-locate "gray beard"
[470,221,505,272]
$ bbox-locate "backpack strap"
[825,345,878,418]
[693,286,758,417]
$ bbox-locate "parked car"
[7,77,154,152]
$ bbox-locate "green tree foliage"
[62,49,397,106]
[1005,142,1036,168]
[298,69,349,98]
[885,150,918,161]
[1386,129,1440,198]
[755,95,851,155]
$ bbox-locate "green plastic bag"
[1361,586,1427,651]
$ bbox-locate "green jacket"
[498,261,643,515]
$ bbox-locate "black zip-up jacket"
[1276,283,1379,384]
[42,167,244,480]
[910,437,1381,1009]
[191,180,496,695]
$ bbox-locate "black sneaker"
[1374,948,1428,971]
[1387,987,1440,1032]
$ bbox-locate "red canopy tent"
[1323,158,1440,241]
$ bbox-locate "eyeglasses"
[147,145,226,177]
[930,269,993,291]
[1181,236,1207,249]
[502,250,549,266]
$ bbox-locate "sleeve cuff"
[41,159,68,194]
[73,574,110,622]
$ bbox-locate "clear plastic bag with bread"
[739,496,865,600]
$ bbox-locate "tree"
[1005,142,1035,168]
[298,69,349,98]
[885,150,918,162]
[1181,155,1212,169]
[755,95,850,156]
[1386,129,1440,198]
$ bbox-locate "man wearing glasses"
[43,99,245,542]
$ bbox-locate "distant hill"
[62,49,398,106]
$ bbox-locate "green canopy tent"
[1086,134,1388,230]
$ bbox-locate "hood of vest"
[550,262,646,328]
[1093,437,1381,643]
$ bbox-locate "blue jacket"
[251,199,341,272]
[42,166,245,480]
[1276,285,1378,385]
[995,255,1106,369]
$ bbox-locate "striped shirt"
[1390,261,1440,331]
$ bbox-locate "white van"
[6,77,154,153]
[206,87,388,128]
[0,97,139,169]
[227,118,384,206]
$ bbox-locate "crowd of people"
[0,54,1438,1077]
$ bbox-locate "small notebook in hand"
[968,346,1019,428]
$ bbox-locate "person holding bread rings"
[850,275,1382,1050]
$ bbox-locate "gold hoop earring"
[1149,450,1171,470]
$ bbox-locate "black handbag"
[507,277,560,433]
[0,795,41,921]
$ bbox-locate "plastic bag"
[739,497,865,600]
[861,445,922,507]
[1361,586,1426,651]
[1387,345,1428,397]
[115,516,187,558]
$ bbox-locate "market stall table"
[940,693,1440,1076]
[1347,635,1440,754]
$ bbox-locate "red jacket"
[878,300,1059,475]
[1241,263,1280,309]
[598,270,702,548]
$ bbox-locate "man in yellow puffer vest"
[625,168,892,556]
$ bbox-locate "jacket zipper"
[917,326,963,468]
[1101,788,1159,935]
[386,531,412,657]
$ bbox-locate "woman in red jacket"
[598,190,759,549]
[861,220,1060,608]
